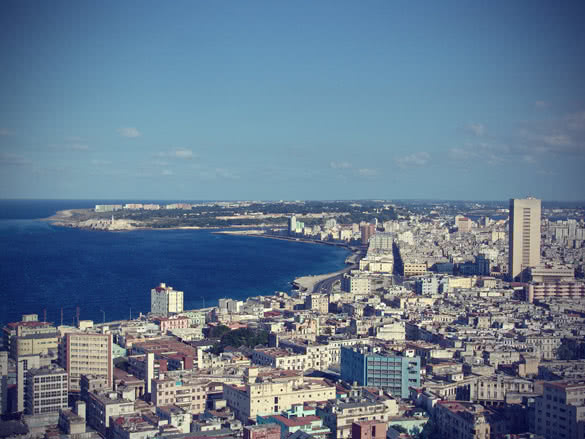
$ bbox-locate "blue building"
[340,346,420,399]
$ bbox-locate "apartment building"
[151,283,184,317]
[317,399,397,439]
[11,333,59,358]
[403,262,427,277]
[59,332,112,392]
[473,375,534,405]
[151,374,208,415]
[25,364,68,415]
[85,390,135,437]
[534,380,585,439]
[223,368,335,422]
[3,320,57,358]
[434,401,506,439]
[305,294,329,314]
[351,420,387,439]
[251,348,312,372]
[340,346,420,399]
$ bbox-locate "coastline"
[214,229,362,294]
[42,208,360,296]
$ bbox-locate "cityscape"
[1,197,585,439]
[1,1,585,439]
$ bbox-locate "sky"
[1,1,584,201]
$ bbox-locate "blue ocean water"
[0,200,349,326]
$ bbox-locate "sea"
[0,200,349,326]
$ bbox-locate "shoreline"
[42,209,361,295]
[214,229,362,293]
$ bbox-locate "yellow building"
[403,262,427,277]
[223,368,335,422]
[12,333,59,357]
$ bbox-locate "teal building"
[340,346,420,399]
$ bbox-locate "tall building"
[288,216,297,235]
[340,346,420,399]
[59,332,112,392]
[25,365,68,414]
[151,283,184,317]
[360,224,376,245]
[509,198,541,281]
[0,350,7,415]
[534,381,585,439]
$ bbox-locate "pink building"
[156,316,190,333]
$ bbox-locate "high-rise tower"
[509,197,541,281]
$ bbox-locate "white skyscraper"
[151,283,184,317]
[509,197,541,281]
[288,216,297,235]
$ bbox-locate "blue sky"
[1,1,584,201]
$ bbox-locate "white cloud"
[161,169,174,176]
[69,143,90,151]
[466,123,485,137]
[174,148,194,159]
[117,127,141,138]
[155,148,196,160]
[535,100,548,109]
[215,167,240,180]
[0,152,30,166]
[542,134,572,147]
[395,152,431,168]
[197,167,240,180]
[330,161,352,169]
[566,111,585,131]
[357,168,378,177]
[448,143,506,165]
[91,159,111,166]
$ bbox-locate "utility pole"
[100,309,105,324]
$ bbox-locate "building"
[317,398,397,439]
[85,390,135,437]
[403,262,427,277]
[251,348,312,372]
[351,420,387,439]
[59,332,112,392]
[25,365,68,415]
[509,198,541,281]
[223,368,336,422]
[305,294,329,314]
[17,354,49,412]
[151,374,207,415]
[340,346,420,399]
[360,224,376,245]
[0,350,8,415]
[257,404,331,439]
[288,216,297,235]
[151,283,184,317]
[434,401,506,439]
[368,233,393,252]
[526,281,585,303]
[455,216,473,233]
[534,380,585,439]
[341,273,372,295]
[11,333,59,358]
[2,319,57,359]
[244,424,281,439]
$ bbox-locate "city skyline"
[1,1,585,201]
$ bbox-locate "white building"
[25,365,68,414]
[151,283,184,317]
